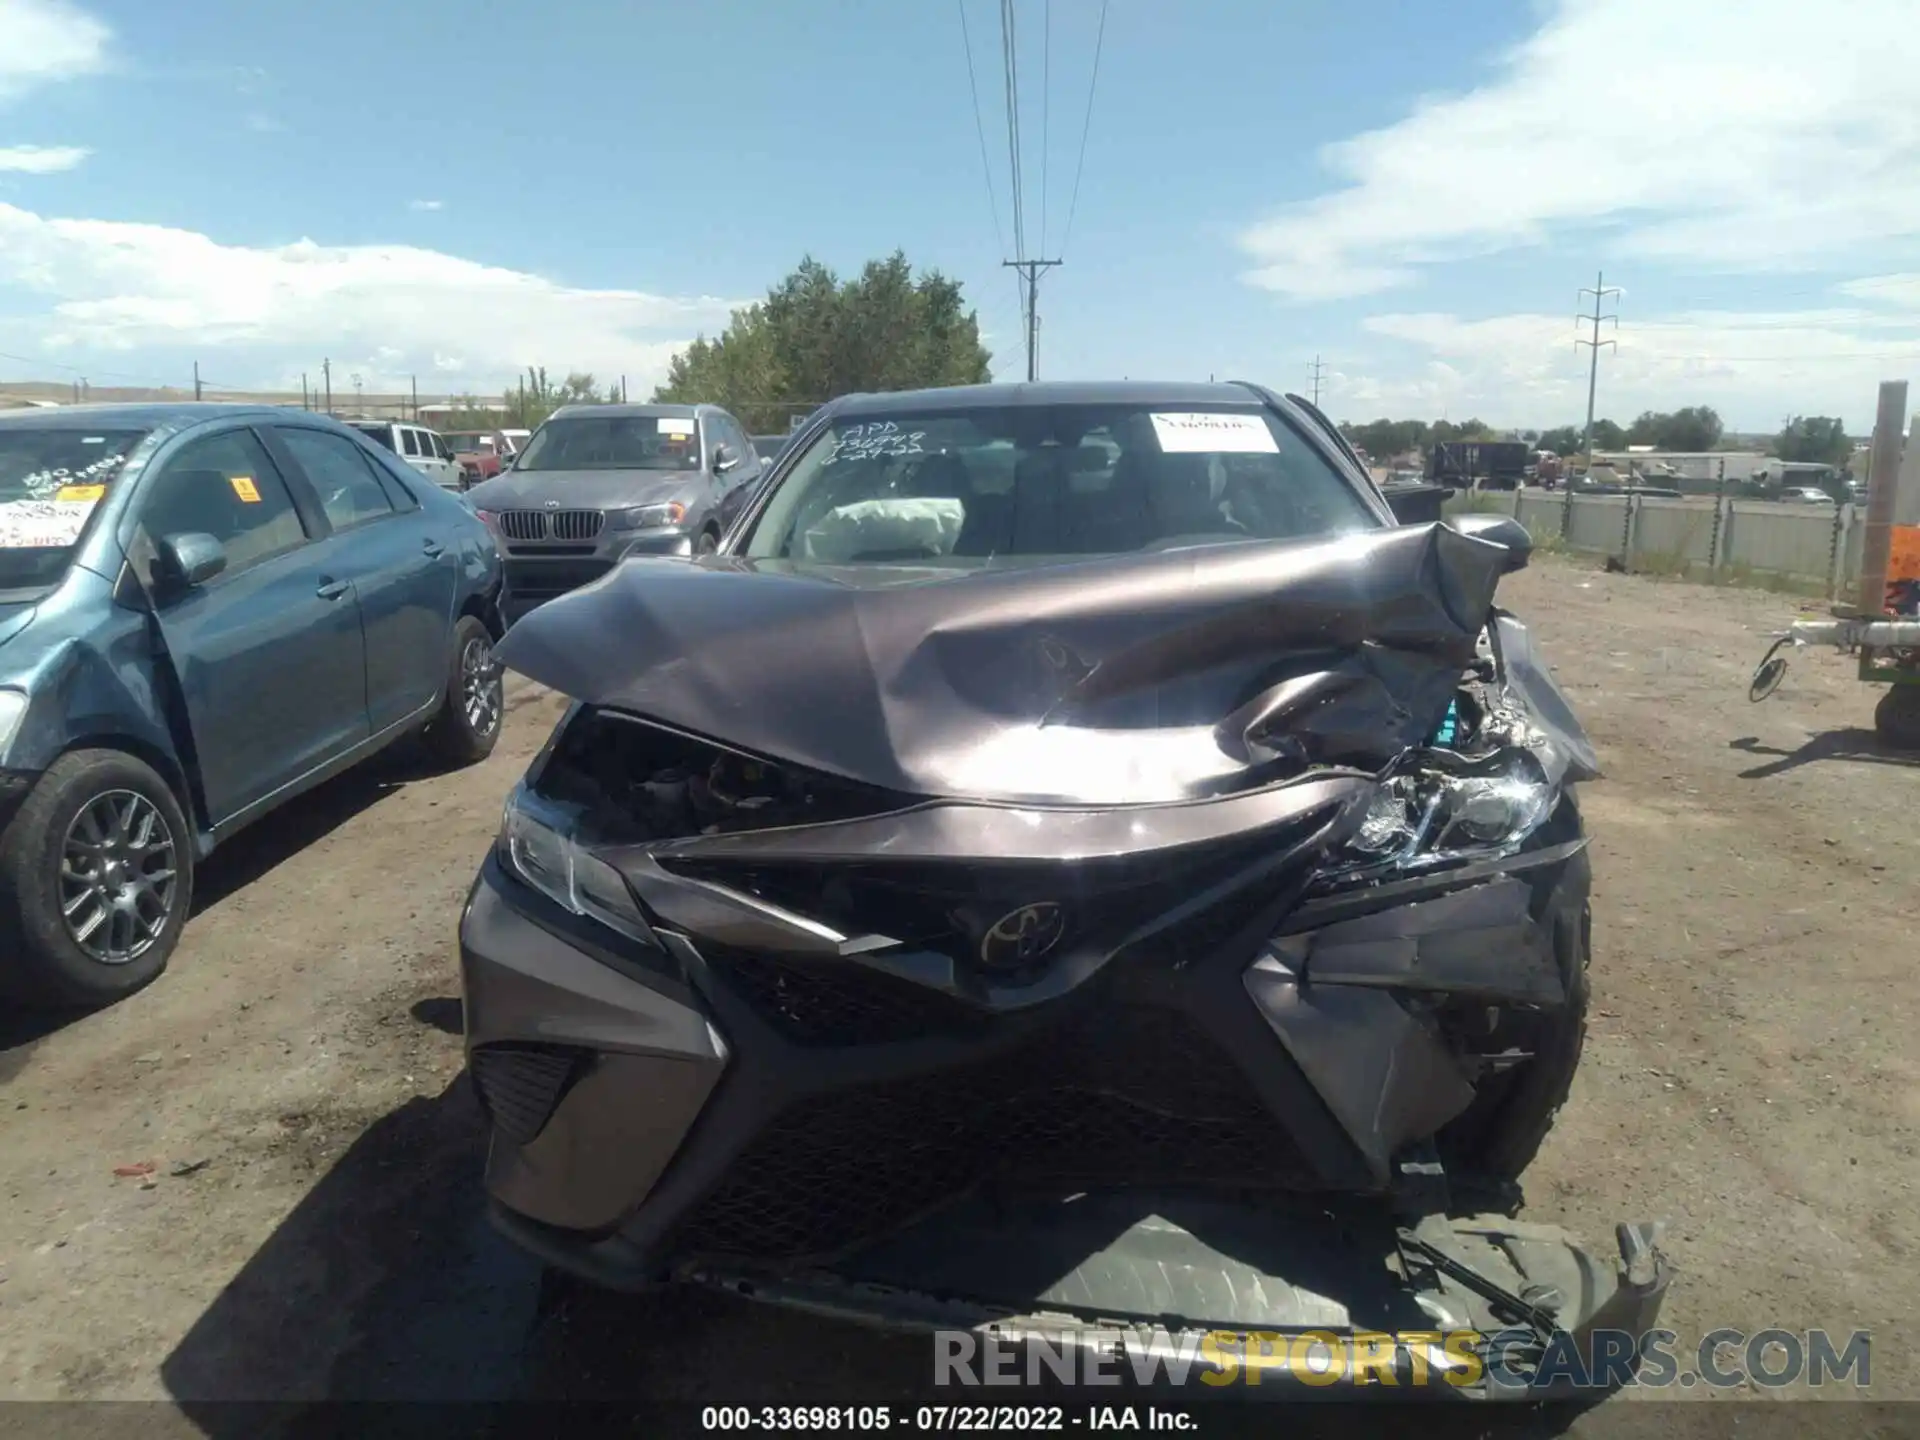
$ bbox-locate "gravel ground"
[0,553,1914,1433]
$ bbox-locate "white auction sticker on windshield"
[0,499,93,549]
[1150,412,1278,454]
[657,417,695,435]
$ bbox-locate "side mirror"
[1450,512,1533,572]
[154,532,228,595]
[713,443,738,474]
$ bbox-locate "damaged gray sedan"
[459,382,1670,1396]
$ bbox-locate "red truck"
[442,429,519,489]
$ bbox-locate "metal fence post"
[1616,493,1636,570]
[1706,457,1726,574]
[1828,503,1851,601]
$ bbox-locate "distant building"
[418,400,509,418]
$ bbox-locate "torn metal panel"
[494,522,1511,805]
[1243,953,1479,1178]
[1486,613,1601,786]
[1267,877,1567,1006]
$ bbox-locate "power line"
[1040,0,1051,255]
[954,0,1007,258]
[1576,270,1622,469]
[1309,355,1326,408]
[1059,0,1110,257]
[1005,257,1062,382]
[999,0,1026,262]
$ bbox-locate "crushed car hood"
[494,522,1552,807]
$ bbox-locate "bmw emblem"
[544,499,561,509]
[978,902,1068,970]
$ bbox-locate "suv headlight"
[498,785,658,946]
[1324,746,1555,884]
[615,501,687,529]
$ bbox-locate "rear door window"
[277,427,400,532]
[400,429,421,458]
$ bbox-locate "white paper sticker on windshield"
[0,499,93,549]
[1150,412,1278,454]
[657,417,695,435]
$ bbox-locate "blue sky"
[3,0,1919,430]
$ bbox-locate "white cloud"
[1327,282,1920,428]
[407,199,444,212]
[0,144,86,172]
[0,201,746,393]
[1239,0,1920,300]
[0,0,109,102]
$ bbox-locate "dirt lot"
[0,553,1915,1429]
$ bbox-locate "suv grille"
[670,1003,1316,1262]
[498,509,605,542]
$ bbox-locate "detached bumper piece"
[690,1195,1673,1400]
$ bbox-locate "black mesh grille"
[671,1003,1315,1262]
[702,948,988,1047]
[471,1043,587,1146]
[497,508,605,541]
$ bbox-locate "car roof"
[0,401,287,431]
[548,402,704,421]
[824,380,1269,418]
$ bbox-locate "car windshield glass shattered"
[743,404,1379,564]
[515,415,701,472]
[0,427,151,591]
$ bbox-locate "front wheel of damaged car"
[0,749,196,1009]
[422,616,505,768]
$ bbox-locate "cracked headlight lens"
[1328,746,1554,882]
[498,785,658,946]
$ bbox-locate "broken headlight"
[498,784,659,946]
[1324,746,1555,884]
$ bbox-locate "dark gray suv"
[462,403,762,622]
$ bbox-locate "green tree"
[1590,418,1626,451]
[1537,425,1582,456]
[1624,406,1723,451]
[1775,415,1849,467]
[655,251,993,433]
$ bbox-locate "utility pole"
[351,373,363,411]
[1310,355,1326,408]
[193,361,203,401]
[410,375,418,419]
[1576,271,1621,470]
[322,358,332,415]
[621,375,628,403]
[1003,257,1062,381]
[301,373,310,410]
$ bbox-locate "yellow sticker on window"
[55,483,106,503]
[229,475,262,504]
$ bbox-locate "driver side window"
[129,429,309,589]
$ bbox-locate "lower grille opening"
[471,1042,590,1146]
[701,947,989,1047]
[670,1003,1317,1263]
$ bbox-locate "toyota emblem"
[978,902,1068,970]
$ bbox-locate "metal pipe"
[1856,380,1909,614]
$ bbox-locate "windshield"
[444,432,500,454]
[741,404,1378,564]
[515,414,701,472]
[0,427,151,592]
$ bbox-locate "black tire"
[421,615,504,768]
[1874,683,1920,750]
[0,749,195,1009]
[694,528,719,556]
